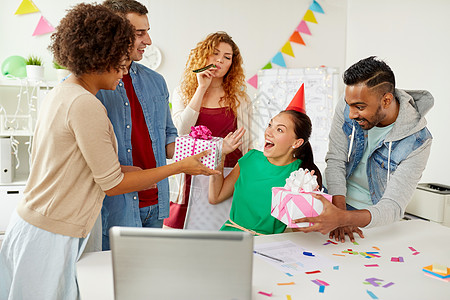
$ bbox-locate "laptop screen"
[110,227,253,300]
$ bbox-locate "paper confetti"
[364,264,379,267]
[305,270,321,274]
[319,285,325,293]
[316,279,329,286]
[366,290,378,299]
[382,282,395,288]
[258,291,273,297]
[277,282,295,286]
[286,296,292,300]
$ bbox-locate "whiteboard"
[251,67,339,167]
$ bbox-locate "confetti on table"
[285,273,293,277]
[408,246,417,252]
[319,285,325,293]
[327,239,338,245]
[353,241,359,245]
[366,252,381,258]
[277,282,295,286]
[372,246,380,250]
[382,282,395,288]
[286,295,292,300]
[316,279,329,286]
[303,251,315,257]
[366,290,378,299]
[365,264,379,267]
[333,254,346,257]
[391,257,404,262]
[365,278,383,287]
[258,291,273,297]
[412,251,420,255]
[305,270,321,274]
[333,265,340,270]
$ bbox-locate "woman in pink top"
[165,32,254,230]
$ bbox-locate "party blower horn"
[286,83,306,113]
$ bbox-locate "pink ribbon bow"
[189,125,212,140]
[277,192,316,227]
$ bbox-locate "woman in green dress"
[209,109,322,235]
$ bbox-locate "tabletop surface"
[76,220,450,299]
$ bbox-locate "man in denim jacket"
[295,57,433,242]
[97,0,177,250]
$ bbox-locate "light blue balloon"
[1,56,27,78]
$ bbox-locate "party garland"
[247,0,325,89]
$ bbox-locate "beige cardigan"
[18,83,123,238]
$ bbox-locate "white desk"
[77,220,450,299]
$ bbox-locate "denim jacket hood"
[342,88,433,205]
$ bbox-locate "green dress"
[220,149,302,235]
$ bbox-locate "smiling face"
[206,42,233,78]
[125,12,151,63]
[101,58,128,90]
[345,84,388,130]
[264,112,304,165]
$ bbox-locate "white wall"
[146,0,347,96]
[1,0,447,185]
[0,0,347,92]
[346,0,450,185]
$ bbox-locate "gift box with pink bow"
[271,169,332,228]
[174,125,223,170]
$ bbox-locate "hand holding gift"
[174,125,223,170]
[271,169,332,228]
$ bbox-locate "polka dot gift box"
[174,125,223,170]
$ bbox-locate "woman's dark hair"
[282,110,323,189]
[49,3,135,76]
[343,56,395,97]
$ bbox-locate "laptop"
[110,227,253,300]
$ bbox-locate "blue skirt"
[0,211,89,300]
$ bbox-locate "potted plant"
[53,61,70,82]
[25,55,44,81]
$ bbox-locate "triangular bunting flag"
[303,10,318,24]
[15,0,39,15]
[271,52,286,67]
[309,0,325,14]
[289,31,305,45]
[296,20,311,35]
[32,16,55,36]
[262,62,272,70]
[247,74,258,89]
[281,41,295,57]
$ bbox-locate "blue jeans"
[139,204,164,228]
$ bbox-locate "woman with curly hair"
[164,31,254,230]
[0,4,216,299]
